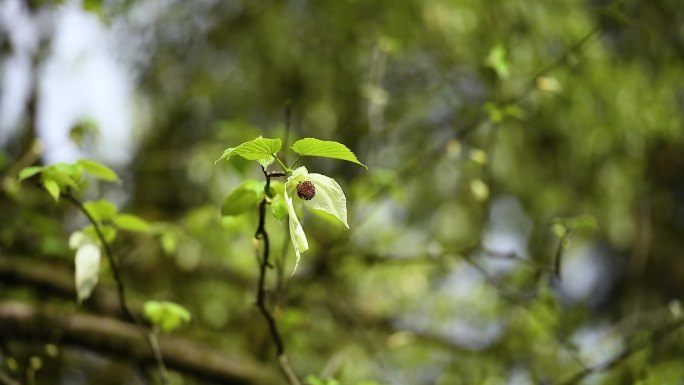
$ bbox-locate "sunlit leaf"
[485,44,509,79]
[160,231,178,255]
[77,159,120,182]
[18,166,43,181]
[43,178,61,202]
[144,301,192,333]
[84,200,118,223]
[216,137,281,167]
[114,214,151,233]
[291,138,366,168]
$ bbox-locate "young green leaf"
[77,159,120,182]
[160,231,178,255]
[270,198,288,220]
[75,243,101,304]
[291,138,366,168]
[114,214,151,233]
[43,178,61,202]
[267,180,285,198]
[221,179,265,216]
[143,301,192,333]
[216,137,282,167]
[84,200,118,223]
[18,166,44,181]
[485,44,510,79]
[83,224,118,244]
[51,163,83,186]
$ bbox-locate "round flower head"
[284,166,349,272]
[296,181,316,200]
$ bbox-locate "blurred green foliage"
[2,0,684,384]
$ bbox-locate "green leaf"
[267,181,285,198]
[84,200,118,223]
[160,231,178,255]
[113,214,151,233]
[18,166,44,181]
[51,163,83,186]
[271,198,288,220]
[291,138,366,168]
[77,159,120,182]
[221,179,265,216]
[568,214,598,231]
[485,44,509,79]
[144,301,192,333]
[43,178,61,202]
[216,137,282,167]
[83,224,118,244]
[42,164,81,190]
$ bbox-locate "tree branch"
[0,302,282,385]
[62,191,169,383]
[254,167,301,385]
[558,317,684,385]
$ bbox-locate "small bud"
[296,181,315,200]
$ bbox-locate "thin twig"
[254,167,301,385]
[553,230,571,280]
[558,317,684,385]
[63,191,169,384]
[0,370,19,385]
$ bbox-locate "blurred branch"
[511,25,602,105]
[0,139,42,194]
[553,230,571,279]
[559,316,684,385]
[0,370,19,385]
[0,302,281,385]
[254,167,301,385]
[357,249,586,369]
[63,190,169,384]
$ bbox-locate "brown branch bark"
[254,168,301,385]
[0,302,282,385]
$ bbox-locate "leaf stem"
[289,156,302,170]
[274,156,290,173]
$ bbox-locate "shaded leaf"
[270,198,288,220]
[221,179,265,216]
[83,224,118,244]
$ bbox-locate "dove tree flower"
[216,136,365,270]
[214,136,364,379]
[284,166,349,267]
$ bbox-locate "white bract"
[70,231,102,304]
[75,243,101,304]
[284,167,348,272]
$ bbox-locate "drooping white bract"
[70,231,101,304]
[284,166,348,272]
